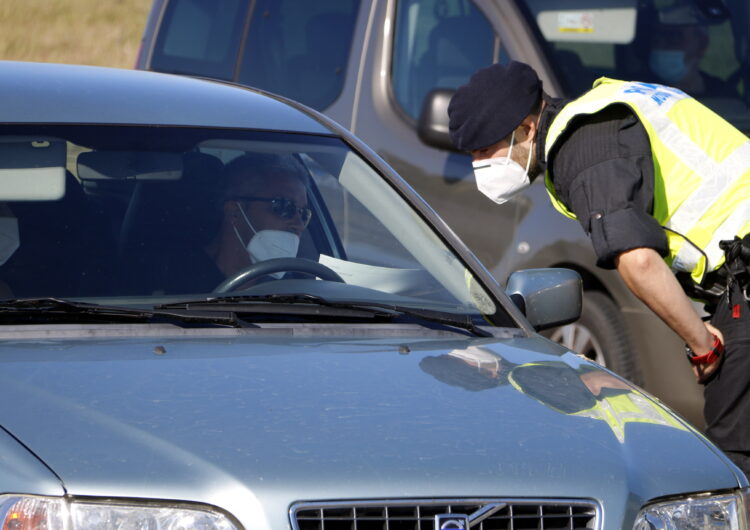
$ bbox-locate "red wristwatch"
[685,335,724,366]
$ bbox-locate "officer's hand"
[692,323,725,384]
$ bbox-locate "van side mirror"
[417,89,459,152]
[505,269,582,331]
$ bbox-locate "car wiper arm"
[158,295,389,320]
[0,297,245,327]
[160,294,492,337]
[338,299,493,337]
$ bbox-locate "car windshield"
[517,0,750,131]
[0,125,506,324]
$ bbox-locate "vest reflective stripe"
[705,200,750,265]
[545,78,750,282]
[669,142,750,262]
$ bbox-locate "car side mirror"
[417,89,459,152]
[505,268,582,331]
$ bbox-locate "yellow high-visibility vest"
[544,78,750,284]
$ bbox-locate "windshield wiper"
[322,297,493,337]
[158,294,493,337]
[158,295,390,320]
[0,297,245,328]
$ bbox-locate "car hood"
[0,328,740,529]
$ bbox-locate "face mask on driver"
[472,130,533,205]
[233,203,300,279]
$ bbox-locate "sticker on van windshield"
[535,3,636,44]
[557,12,594,33]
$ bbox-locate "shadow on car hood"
[0,331,740,528]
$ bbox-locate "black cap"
[448,61,542,151]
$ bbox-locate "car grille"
[291,499,599,530]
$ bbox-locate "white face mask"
[472,130,533,205]
[233,204,300,279]
[0,216,19,266]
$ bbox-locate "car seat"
[117,152,225,295]
[0,171,114,298]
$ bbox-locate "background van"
[136,0,750,425]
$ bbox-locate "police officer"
[447,60,750,474]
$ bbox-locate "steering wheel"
[213,257,345,293]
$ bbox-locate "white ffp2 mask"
[233,204,300,278]
[472,130,533,205]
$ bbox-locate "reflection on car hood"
[0,331,740,528]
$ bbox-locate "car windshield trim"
[158,294,494,337]
[0,296,491,336]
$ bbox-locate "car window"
[516,0,750,131]
[0,125,504,323]
[149,0,361,111]
[391,0,504,120]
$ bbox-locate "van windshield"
[517,0,750,132]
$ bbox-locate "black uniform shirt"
[537,96,670,269]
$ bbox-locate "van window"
[517,0,750,131]
[151,0,248,80]
[391,0,503,120]
[150,0,361,111]
[236,0,361,109]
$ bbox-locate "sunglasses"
[237,196,313,226]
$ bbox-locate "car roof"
[0,61,333,134]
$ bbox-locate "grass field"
[0,0,152,69]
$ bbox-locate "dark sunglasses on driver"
[236,196,313,226]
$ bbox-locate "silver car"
[0,61,746,530]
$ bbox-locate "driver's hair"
[223,152,310,199]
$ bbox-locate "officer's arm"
[615,247,723,380]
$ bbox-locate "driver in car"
[204,152,312,288]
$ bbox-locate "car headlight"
[634,490,750,530]
[0,495,240,530]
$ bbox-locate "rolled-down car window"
[0,125,506,324]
